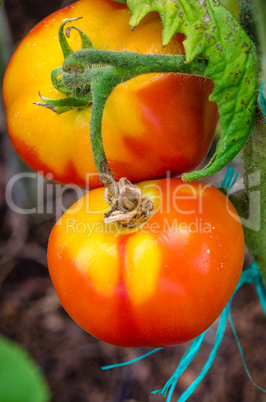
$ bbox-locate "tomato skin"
[47,179,244,347]
[3,0,218,188]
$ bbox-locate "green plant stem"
[89,67,122,197]
[63,50,207,197]
[230,0,266,281]
[252,0,266,90]
[239,0,257,46]
[246,0,266,280]
[231,115,266,281]
[63,49,207,77]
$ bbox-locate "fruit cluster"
[3,0,245,347]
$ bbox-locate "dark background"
[0,1,265,401]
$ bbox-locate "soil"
[0,1,265,401]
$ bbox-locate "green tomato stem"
[230,0,266,281]
[231,116,266,281]
[244,0,266,280]
[63,49,207,77]
[253,0,266,97]
[89,67,121,197]
[63,49,207,199]
[239,0,258,46]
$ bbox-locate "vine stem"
[242,117,266,280]
[230,0,266,280]
[63,49,207,76]
[89,67,122,198]
[244,0,266,280]
[63,50,207,199]
[252,0,266,94]
[238,0,258,47]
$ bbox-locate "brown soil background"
[0,1,265,401]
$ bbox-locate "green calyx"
[35,18,95,114]
[37,17,208,114]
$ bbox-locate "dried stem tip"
[104,178,154,228]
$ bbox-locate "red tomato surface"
[48,179,244,347]
[3,0,218,189]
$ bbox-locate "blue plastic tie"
[101,266,265,402]
[220,165,240,192]
[101,347,163,370]
[151,332,206,400]
[229,312,266,394]
[176,303,230,402]
[259,81,266,122]
[254,266,266,317]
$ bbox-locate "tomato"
[47,179,244,347]
[3,0,218,189]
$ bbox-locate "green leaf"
[127,0,258,181]
[0,336,50,402]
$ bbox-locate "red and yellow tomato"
[3,0,218,188]
[48,179,244,347]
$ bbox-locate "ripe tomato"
[3,0,218,189]
[47,179,244,347]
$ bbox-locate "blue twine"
[151,332,206,400]
[259,82,266,122]
[229,312,266,394]
[220,165,239,192]
[228,263,266,395]
[151,305,230,402]
[101,263,266,401]
[175,303,230,402]
[254,265,266,317]
[101,347,163,370]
